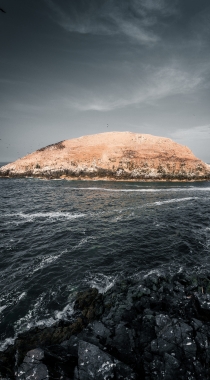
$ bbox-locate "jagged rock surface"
[0,132,209,180]
[16,349,49,380]
[2,271,210,378]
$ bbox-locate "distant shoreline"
[0,175,209,182]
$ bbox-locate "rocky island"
[0,132,210,181]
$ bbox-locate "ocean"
[0,166,210,351]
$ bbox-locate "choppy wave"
[111,197,198,216]
[154,197,198,206]
[1,212,86,226]
[0,179,210,353]
[55,186,210,192]
[1,197,198,225]
[0,289,75,351]
[2,211,86,222]
[30,251,66,274]
[0,290,27,315]
[29,238,92,275]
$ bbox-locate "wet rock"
[78,321,112,350]
[155,314,171,332]
[138,314,156,349]
[163,353,180,379]
[14,319,84,365]
[77,327,101,349]
[74,288,103,321]
[194,293,210,319]
[191,318,203,331]
[152,318,194,358]
[23,348,45,363]
[159,320,193,344]
[61,335,79,357]
[91,321,111,340]
[182,337,197,359]
[76,340,136,380]
[16,348,49,380]
[3,271,210,379]
[112,322,135,363]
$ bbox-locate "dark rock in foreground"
[2,270,210,379]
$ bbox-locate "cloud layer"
[59,63,206,112]
[45,0,178,44]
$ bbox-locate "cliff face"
[0,132,210,181]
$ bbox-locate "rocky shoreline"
[1,171,210,182]
[1,270,210,379]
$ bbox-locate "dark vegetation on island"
[1,168,210,181]
[37,141,65,152]
[1,270,210,379]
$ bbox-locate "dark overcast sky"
[1,0,210,162]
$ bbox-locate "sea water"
[0,172,210,349]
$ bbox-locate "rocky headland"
[0,132,210,181]
[2,270,210,379]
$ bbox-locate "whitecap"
[108,198,197,221]
[154,197,197,206]
[2,211,86,223]
[71,237,89,250]
[54,303,74,320]
[29,240,91,275]
[30,249,66,275]
[0,290,28,312]
[0,305,7,313]
[14,292,49,333]
[143,268,164,279]
[85,273,117,294]
[12,290,75,340]
[0,337,15,352]
[26,317,56,330]
[18,292,26,300]
[56,186,210,193]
